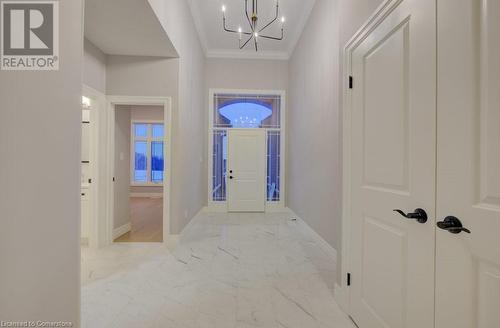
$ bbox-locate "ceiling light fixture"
[221,0,285,51]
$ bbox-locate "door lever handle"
[393,208,428,223]
[437,216,471,234]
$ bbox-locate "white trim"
[206,202,228,213]
[207,88,286,211]
[340,0,403,316]
[105,96,172,246]
[130,183,164,187]
[206,49,289,61]
[130,119,165,185]
[130,192,163,198]
[113,222,131,239]
[334,283,349,313]
[288,209,338,263]
[265,203,288,213]
[82,84,106,248]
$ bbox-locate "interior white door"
[436,1,500,327]
[227,129,266,212]
[349,0,436,327]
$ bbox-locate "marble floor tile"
[82,210,356,328]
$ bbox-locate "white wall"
[0,0,83,325]
[205,58,288,90]
[83,38,106,93]
[148,0,207,233]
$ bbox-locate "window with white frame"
[131,122,164,184]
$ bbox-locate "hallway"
[82,211,355,328]
[114,197,163,243]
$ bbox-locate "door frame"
[336,0,408,313]
[82,84,106,248]
[207,88,286,212]
[104,95,172,246]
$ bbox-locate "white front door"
[436,0,500,327]
[349,0,436,327]
[227,129,266,212]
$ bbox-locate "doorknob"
[437,216,471,234]
[393,208,428,223]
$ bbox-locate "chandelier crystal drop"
[221,0,285,51]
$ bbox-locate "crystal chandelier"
[221,0,285,51]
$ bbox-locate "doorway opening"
[113,106,165,242]
[208,89,286,212]
[105,96,172,245]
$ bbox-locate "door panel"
[350,0,436,327]
[436,0,500,327]
[227,129,266,212]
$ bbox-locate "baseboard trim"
[334,283,349,313]
[130,192,163,198]
[287,208,338,263]
[113,222,131,239]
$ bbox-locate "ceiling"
[188,0,316,60]
[85,0,177,57]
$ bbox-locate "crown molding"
[206,49,289,60]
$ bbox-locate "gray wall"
[0,0,83,325]
[288,0,341,249]
[288,0,385,285]
[148,0,207,233]
[205,58,288,90]
[83,38,106,93]
[114,106,131,229]
[339,0,385,47]
[106,56,179,97]
[105,56,180,231]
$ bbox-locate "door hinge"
[112,177,115,182]
[347,273,351,286]
[349,76,353,89]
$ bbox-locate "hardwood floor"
[114,197,163,243]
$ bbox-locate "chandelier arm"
[259,29,284,41]
[258,3,279,33]
[224,16,252,35]
[245,0,254,31]
[239,34,253,49]
[223,18,236,33]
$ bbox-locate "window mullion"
[147,124,152,183]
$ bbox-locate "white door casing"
[227,129,266,212]
[349,0,436,327]
[436,0,500,327]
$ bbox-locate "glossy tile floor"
[81,211,355,328]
